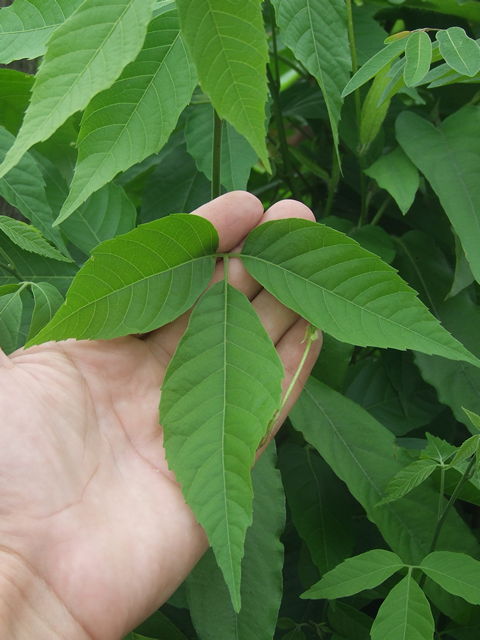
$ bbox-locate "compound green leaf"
[27,214,218,345]
[371,573,434,640]
[421,552,480,605]
[241,219,479,366]
[0,287,23,354]
[341,39,407,97]
[302,550,404,600]
[185,103,257,192]
[436,27,480,77]
[290,378,480,563]
[0,127,66,253]
[378,459,438,506]
[365,147,419,214]
[176,0,269,168]
[279,442,353,574]
[397,107,480,284]
[58,10,196,222]
[27,282,64,342]
[187,443,285,640]
[271,0,350,156]
[61,183,137,256]
[0,216,71,263]
[161,281,283,611]
[0,0,84,64]
[0,0,155,180]
[404,31,432,86]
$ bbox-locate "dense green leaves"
[420,552,480,605]
[27,282,64,341]
[271,0,350,156]
[0,0,84,64]
[436,28,480,77]
[176,0,269,167]
[404,31,432,87]
[396,107,480,284]
[370,573,434,640]
[27,214,218,344]
[241,219,478,365]
[0,0,155,180]
[0,216,71,263]
[187,444,285,640]
[302,550,404,600]
[161,280,283,610]
[59,10,196,221]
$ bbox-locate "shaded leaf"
[271,0,350,156]
[370,573,434,640]
[279,443,353,574]
[463,408,480,434]
[59,10,196,221]
[187,443,285,639]
[0,0,155,179]
[378,459,438,506]
[241,219,479,366]
[396,107,480,284]
[133,610,189,640]
[27,214,218,345]
[437,27,480,77]
[451,434,480,466]
[0,216,71,263]
[27,282,63,342]
[349,225,396,264]
[61,183,136,256]
[365,147,419,214]
[161,281,283,610]
[302,549,404,600]
[290,378,480,563]
[0,0,83,64]
[185,103,257,191]
[404,31,432,86]
[359,63,392,152]
[176,0,269,167]
[447,234,475,300]
[0,69,33,134]
[421,552,480,605]
[327,602,372,640]
[0,287,23,354]
[341,39,407,97]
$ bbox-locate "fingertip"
[263,199,316,223]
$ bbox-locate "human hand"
[0,192,321,640]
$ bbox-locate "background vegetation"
[0,0,480,638]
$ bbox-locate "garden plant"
[0,0,480,638]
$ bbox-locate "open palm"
[0,193,320,640]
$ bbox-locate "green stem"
[370,197,390,226]
[223,254,229,282]
[437,465,446,522]
[259,325,319,447]
[419,455,477,589]
[211,109,223,200]
[324,148,340,217]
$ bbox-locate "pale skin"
[0,192,321,640]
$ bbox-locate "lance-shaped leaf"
[240,219,479,366]
[342,39,407,97]
[378,459,438,506]
[404,31,432,86]
[27,282,64,342]
[0,0,84,65]
[0,0,155,180]
[0,216,71,263]
[185,103,258,192]
[27,214,218,345]
[396,108,480,285]
[437,27,480,77]
[58,10,196,222]
[0,127,66,252]
[271,0,350,157]
[365,147,419,215]
[302,550,404,600]
[186,443,285,639]
[420,552,480,605]
[176,0,269,168]
[161,281,283,611]
[370,573,434,640]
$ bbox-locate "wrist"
[0,547,92,640]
